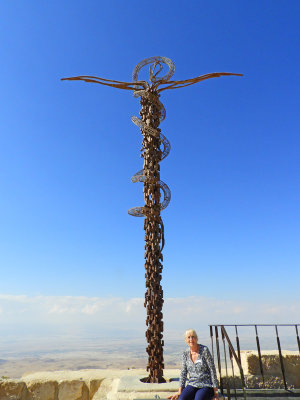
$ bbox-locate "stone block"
[0,379,28,400]
[88,379,102,400]
[26,381,58,400]
[240,351,300,388]
[58,380,89,400]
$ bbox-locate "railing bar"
[296,325,300,355]
[222,328,229,379]
[210,325,215,360]
[229,346,237,400]
[275,325,288,390]
[215,326,224,396]
[254,325,265,388]
[235,325,241,364]
[212,324,300,327]
[221,326,247,400]
[221,327,230,399]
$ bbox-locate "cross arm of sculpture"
[61,75,148,91]
[61,70,242,92]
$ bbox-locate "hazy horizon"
[1,293,299,378]
[1,325,298,379]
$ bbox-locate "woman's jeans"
[179,385,214,400]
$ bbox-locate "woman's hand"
[167,389,182,399]
[167,394,180,400]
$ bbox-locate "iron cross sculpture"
[62,56,242,383]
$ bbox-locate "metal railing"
[209,324,300,399]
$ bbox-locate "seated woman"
[168,329,219,400]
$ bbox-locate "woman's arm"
[203,346,219,390]
[179,351,188,389]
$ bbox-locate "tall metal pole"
[141,90,165,382]
[62,56,242,382]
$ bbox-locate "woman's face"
[185,334,197,347]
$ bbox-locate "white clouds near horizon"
[0,294,298,336]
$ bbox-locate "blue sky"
[0,0,299,336]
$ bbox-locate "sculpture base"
[141,376,166,383]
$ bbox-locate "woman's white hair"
[184,329,198,341]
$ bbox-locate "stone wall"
[223,350,300,389]
[0,378,103,400]
[0,369,171,400]
[1,353,300,400]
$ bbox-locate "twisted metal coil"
[128,57,173,218]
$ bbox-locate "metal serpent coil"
[128,57,173,218]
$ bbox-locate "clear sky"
[0,0,299,340]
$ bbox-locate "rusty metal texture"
[254,325,265,388]
[134,85,166,383]
[275,325,288,390]
[235,325,241,363]
[62,57,242,383]
[229,346,238,400]
[296,325,300,354]
[220,326,247,400]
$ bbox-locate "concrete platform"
[117,373,179,399]
[117,379,300,400]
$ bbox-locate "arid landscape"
[0,336,185,379]
[1,328,297,379]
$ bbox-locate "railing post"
[254,325,265,388]
[221,326,247,400]
[229,346,237,400]
[221,327,230,399]
[275,325,288,390]
[210,325,214,360]
[215,325,224,396]
[221,327,229,379]
[296,325,300,355]
[235,325,241,364]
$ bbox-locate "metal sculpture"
[62,57,242,383]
